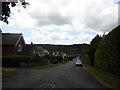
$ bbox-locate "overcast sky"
[0,0,119,45]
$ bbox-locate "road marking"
[51,84,56,89]
[39,82,56,89]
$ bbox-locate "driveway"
[2,60,110,89]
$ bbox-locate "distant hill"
[26,43,90,56]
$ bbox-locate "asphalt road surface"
[2,60,110,89]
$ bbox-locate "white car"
[75,59,83,67]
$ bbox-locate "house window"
[18,45,22,52]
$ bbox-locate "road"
[2,60,110,89]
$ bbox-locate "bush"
[81,55,89,65]
[2,54,75,67]
[43,55,64,64]
[2,55,47,67]
[66,56,74,61]
[94,26,120,76]
[2,55,65,67]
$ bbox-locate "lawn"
[84,64,120,90]
[2,68,17,78]
[31,64,59,70]
[2,63,60,78]
[0,68,2,77]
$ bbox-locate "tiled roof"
[2,33,23,45]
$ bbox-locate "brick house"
[2,33,26,56]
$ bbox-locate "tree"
[88,34,102,66]
[95,25,120,75]
[0,0,29,24]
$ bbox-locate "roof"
[2,33,25,46]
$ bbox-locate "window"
[18,45,22,52]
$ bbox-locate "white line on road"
[50,84,56,90]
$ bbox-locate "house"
[26,44,49,56]
[2,33,26,56]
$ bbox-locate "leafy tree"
[1,1,29,24]
[88,34,102,66]
[95,25,120,75]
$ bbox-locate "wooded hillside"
[26,44,90,56]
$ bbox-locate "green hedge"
[2,55,75,67]
[2,55,45,67]
[81,55,89,65]
[2,55,70,67]
[43,55,63,64]
[65,56,75,62]
[94,26,120,76]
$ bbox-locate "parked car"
[75,58,83,67]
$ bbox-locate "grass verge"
[31,64,59,70]
[84,64,120,90]
[2,68,17,78]
[0,68,2,77]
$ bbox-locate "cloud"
[24,28,95,45]
[9,0,118,31]
[26,0,73,26]
[0,0,118,45]
[25,0,118,31]
[36,13,72,26]
[82,0,118,32]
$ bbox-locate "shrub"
[2,55,48,67]
[2,55,65,67]
[81,55,89,65]
[94,26,120,76]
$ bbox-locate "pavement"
[2,60,111,89]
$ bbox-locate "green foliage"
[81,55,89,65]
[43,55,63,64]
[1,1,29,24]
[90,34,102,50]
[31,44,90,56]
[88,34,102,66]
[65,56,75,61]
[95,25,120,76]
[2,55,47,67]
[85,65,120,89]
[31,64,58,70]
[2,55,73,67]
[2,68,17,78]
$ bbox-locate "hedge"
[2,55,75,67]
[2,55,45,67]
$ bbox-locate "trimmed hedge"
[2,55,74,67]
[2,55,45,67]
[81,55,89,65]
[94,26,120,76]
[65,56,75,62]
[43,55,63,64]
